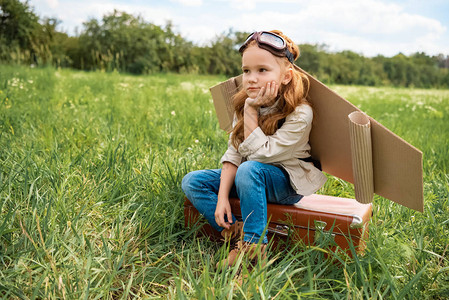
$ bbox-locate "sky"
[29,0,449,57]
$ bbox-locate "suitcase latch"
[269,224,290,236]
[314,220,336,246]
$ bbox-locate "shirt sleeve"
[220,141,243,167]
[238,104,313,164]
[220,114,244,167]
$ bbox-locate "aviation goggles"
[239,31,295,64]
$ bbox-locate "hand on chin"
[246,89,260,98]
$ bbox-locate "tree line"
[2,0,449,88]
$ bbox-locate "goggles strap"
[285,50,295,64]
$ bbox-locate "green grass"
[0,65,448,299]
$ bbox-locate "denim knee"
[181,171,199,197]
[235,161,263,188]
[182,169,221,199]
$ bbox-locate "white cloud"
[88,3,174,25]
[181,25,218,45]
[322,0,444,36]
[222,0,448,56]
[170,0,203,6]
[229,0,256,10]
[30,0,57,13]
[227,0,308,10]
[32,0,175,34]
[46,0,59,9]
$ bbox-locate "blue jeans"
[182,161,303,244]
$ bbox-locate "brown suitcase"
[184,194,372,256]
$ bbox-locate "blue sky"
[30,0,449,57]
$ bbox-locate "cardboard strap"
[348,112,374,204]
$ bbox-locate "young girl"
[182,30,327,267]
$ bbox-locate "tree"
[205,30,243,76]
[297,43,327,77]
[76,10,195,74]
[0,0,40,63]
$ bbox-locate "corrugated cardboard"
[209,66,424,212]
[348,111,374,204]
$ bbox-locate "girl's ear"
[282,68,293,85]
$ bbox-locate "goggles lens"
[258,32,285,49]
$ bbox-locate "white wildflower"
[180,82,194,91]
[171,111,176,116]
[10,78,19,87]
[425,105,436,112]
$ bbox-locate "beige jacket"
[220,103,327,196]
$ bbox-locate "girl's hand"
[245,81,279,108]
[215,196,233,229]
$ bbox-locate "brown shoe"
[220,221,244,243]
[216,240,267,269]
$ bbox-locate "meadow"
[0,65,448,299]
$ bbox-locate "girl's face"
[241,44,291,99]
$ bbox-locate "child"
[182,30,327,267]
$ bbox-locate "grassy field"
[0,65,448,299]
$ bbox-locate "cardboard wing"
[210,67,424,212]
